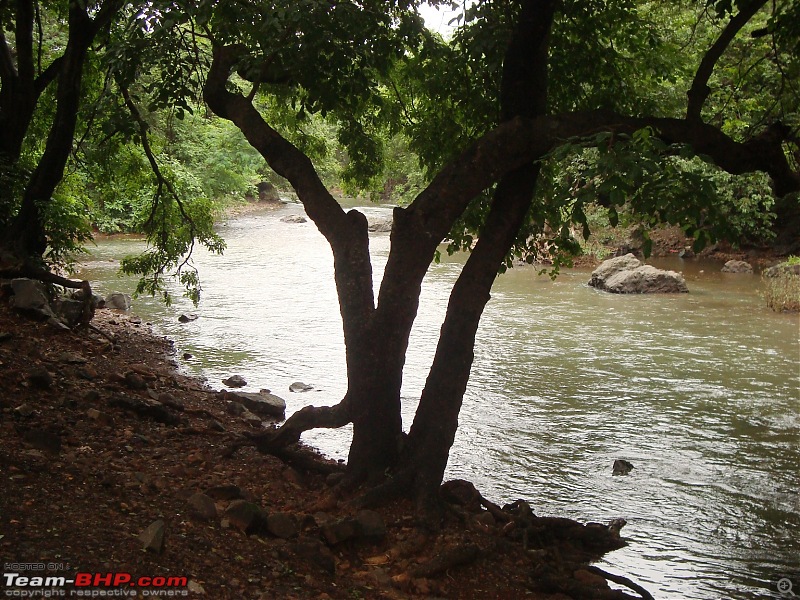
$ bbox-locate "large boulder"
[763,261,800,278]
[589,254,688,294]
[367,218,393,233]
[106,292,132,311]
[256,181,281,203]
[10,278,55,318]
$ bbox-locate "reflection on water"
[79,205,799,600]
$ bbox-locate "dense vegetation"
[1,0,798,514]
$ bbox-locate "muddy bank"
[0,298,648,599]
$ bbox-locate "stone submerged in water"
[289,381,313,393]
[721,259,753,273]
[612,459,634,475]
[588,254,688,294]
[222,375,247,388]
[280,214,307,224]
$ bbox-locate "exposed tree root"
[586,565,656,600]
[1,251,96,329]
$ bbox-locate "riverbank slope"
[1,300,648,599]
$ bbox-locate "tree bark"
[206,46,407,482]
[406,0,556,513]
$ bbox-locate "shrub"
[763,258,800,312]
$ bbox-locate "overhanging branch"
[686,0,768,121]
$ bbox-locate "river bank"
[0,299,649,599]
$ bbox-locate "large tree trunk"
[405,0,556,512]
[406,164,541,514]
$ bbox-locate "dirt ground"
[0,294,655,600]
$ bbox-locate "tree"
[0,0,125,261]
[193,0,800,517]
[4,0,799,519]
[0,0,224,305]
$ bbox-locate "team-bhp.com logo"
[3,572,189,597]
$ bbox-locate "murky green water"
[78,205,799,600]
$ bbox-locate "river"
[77,202,800,600]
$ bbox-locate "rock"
[257,181,281,203]
[225,401,246,416]
[355,510,387,539]
[612,459,634,475]
[678,246,695,259]
[10,279,54,318]
[321,518,357,545]
[178,313,199,323]
[106,293,132,311]
[367,218,393,233]
[27,367,54,389]
[86,408,113,425]
[204,484,244,501]
[58,351,87,365]
[124,372,148,391]
[239,407,263,427]
[223,375,247,388]
[54,298,86,328]
[280,214,307,224]
[157,392,184,411]
[588,254,688,294]
[266,513,298,539]
[187,493,218,521]
[139,519,166,553]
[182,352,193,360]
[721,259,753,273]
[224,500,267,534]
[14,404,35,417]
[72,289,105,309]
[320,510,386,545]
[186,581,205,595]
[219,389,286,418]
[289,381,313,393]
[107,395,182,426]
[77,366,98,380]
[764,262,800,278]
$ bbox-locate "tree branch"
[14,0,35,85]
[686,0,768,121]
[204,44,377,336]
[33,56,63,94]
[0,27,18,81]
